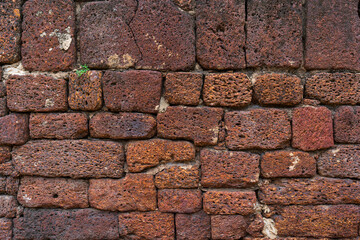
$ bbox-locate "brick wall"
[0,0,359,239]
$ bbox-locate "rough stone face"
[305,0,360,70]
[157,106,223,146]
[305,73,360,105]
[247,0,303,68]
[13,208,119,240]
[30,113,88,139]
[13,140,124,178]
[102,70,162,113]
[292,107,334,151]
[246,214,264,237]
[203,191,256,215]
[196,0,245,69]
[89,174,156,212]
[164,72,203,106]
[0,114,29,145]
[334,106,360,143]
[0,177,18,196]
[0,195,17,218]
[90,112,156,139]
[118,211,174,239]
[155,165,199,189]
[176,211,211,240]
[18,177,89,209]
[0,83,5,98]
[200,149,260,188]
[211,215,247,240]
[261,151,316,178]
[203,73,252,107]
[68,71,102,111]
[254,73,303,106]
[0,218,11,240]
[225,109,291,150]
[0,98,7,117]
[126,139,195,172]
[0,147,10,164]
[173,0,195,11]
[6,75,67,112]
[158,189,202,213]
[22,0,76,71]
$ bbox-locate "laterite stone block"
[158,189,202,213]
[211,215,248,240]
[155,165,199,189]
[334,106,360,143]
[0,114,29,145]
[0,196,17,218]
[176,211,211,240]
[0,218,11,240]
[0,98,7,117]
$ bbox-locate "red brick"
[211,215,247,240]
[203,191,256,215]
[305,0,360,70]
[90,112,156,139]
[6,75,67,112]
[164,72,203,106]
[0,98,7,117]
[0,146,10,164]
[0,218,11,240]
[334,106,360,143]
[173,0,195,11]
[0,195,17,218]
[196,0,245,69]
[0,177,19,196]
[13,208,119,240]
[13,140,124,178]
[176,211,211,240]
[225,109,291,150]
[261,151,316,178]
[118,211,174,239]
[200,149,260,188]
[157,106,223,146]
[0,114,29,145]
[89,174,156,212]
[102,70,162,113]
[30,113,88,139]
[18,177,88,209]
[155,165,199,189]
[126,139,195,172]
[158,189,202,213]
[22,0,76,71]
[292,107,334,151]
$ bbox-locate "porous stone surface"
[158,189,202,213]
[176,211,211,240]
[0,218,12,240]
[0,98,7,117]
[155,165,199,189]
[211,215,248,240]
[0,177,18,196]
[334,106,360,143]
[173,0,195,11]
[0,196,17,218]
[0,147,10,164]
[0,114,29,145]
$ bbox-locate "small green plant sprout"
[76,64,90,77]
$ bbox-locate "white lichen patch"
[156,97,169,113]
[289,152,300,171]
[107,53,135,68]
[332,148,340,156]
[262,218,277,239]
[45,99,55,107]
[22,194,32,203]
[40,32,47,37]
[49,27,72,51]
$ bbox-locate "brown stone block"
[155,165,199,189]
[0,177,19,196]
[0,218,11,240]
[211,215,247,240]
[334,106,360,143]
[173,0,195,11]
[176,211,211,240]
[158,189,202,213]
[0,146,10,164]
[0,195,17,218]
[0,114,29,145]
[0,98,7,117]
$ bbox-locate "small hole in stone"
[53,194,59,198]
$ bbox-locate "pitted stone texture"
[6,75,67,112]
[118,211,174,239]
[176,211,210,240]
[173,0,194,11]
[254,73,303,106]
[155,165,199,189]
[203,191,256,215]
[158,189,202,213]
[196,0,245,70]
[30,113,88,139]
[246,214,264,237]
[127,139,195,172]
[0,83,5,98]
[0,114,29,145]
[89,174,156,212]
[211,215,247,240]
[225,109,291,150]
[0,98,7,117]
[13,208,119,240]
[22,0,76,71]
[0,147,12,177]
[247,0,303,68]
[13,140,124,178]
[90,112,156,140]
[334,106,360,143]
[68,71,102,111]
[200,149,260,188]
[0,177,18,196]
[203,73,252,107]
[305,73,360,105]
[0,147,10,164]
[157,106,223,146]
[102,70,162,113]
[164,72,203,106]
[0,196,17,218]
[305,0,360,70]
[18,177,89,209]
[292,107,334,151]
[0,218,11,240]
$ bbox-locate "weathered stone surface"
[196,0,245,69]
[0,195,17,218]
[173,0,195,11]
[22,0,76,71]
[334,106,360,143]
[7,75,67,112]
[126,139,195,172]
[164,72,203,106]
[89,174,156,212]
[0,146,10,164]
[90,112,156,139]
[0,114,29,145]
[246,214,264,237]
[13,140,124,178]
[305,0,360,70]
[0,98,6,117]
[225,109,291,150]
[158,189,202,213]
[157,106,223,146]
[118,211,174,239]
[247,0,303,68]
[200,149,260,188]
[0,83,5,98]
[68,71,102,111]
[211,215,247,240]
[155,165,199,189]
[14,208,119,240]
[0,218,11,240]
[176,211,211,240]
[261,151,316,178]
[18,177,89,209]
[203,73,252,107]
[292,107,334,151]
[0,177,19,196]
[203,191,256,215]
[254,73,303,106]
[30,113,88,139]
[102,70,162,113]
[305,73,360,105]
